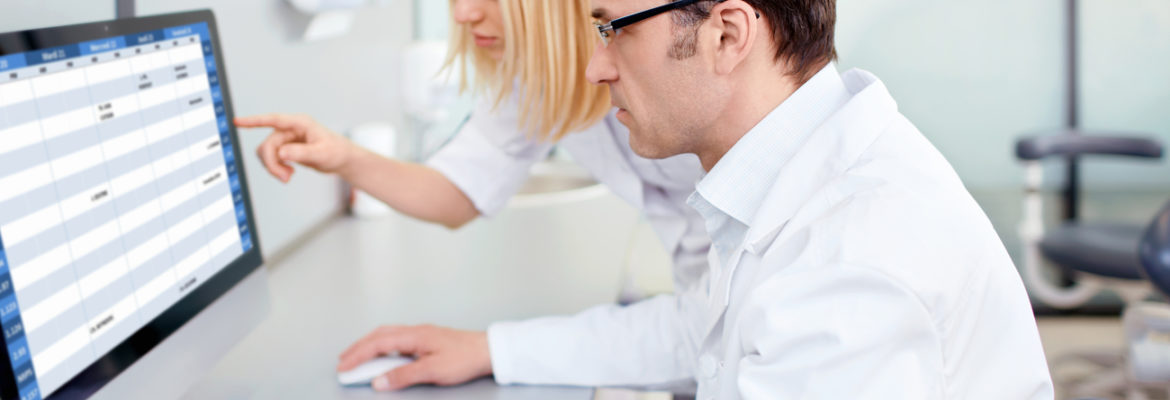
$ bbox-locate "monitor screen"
[0,11,261,400]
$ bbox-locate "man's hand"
[337,324,492,391]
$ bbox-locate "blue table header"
[25,45,79,66]
[0,54,26,73]
[79,36,127,57]
[166,23,210,41]
[127,30,165,46]
[0,22,210,70]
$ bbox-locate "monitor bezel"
[0,9,264,399]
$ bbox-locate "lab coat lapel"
[748,78,899,251]
[698,76,901,341]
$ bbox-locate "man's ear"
[709,2,758,75]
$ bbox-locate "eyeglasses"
[594,0,726,46]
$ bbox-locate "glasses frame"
[594,0,724,46]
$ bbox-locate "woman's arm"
[236,113,479,229]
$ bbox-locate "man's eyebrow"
[591,8,610,21]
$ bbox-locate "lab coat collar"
[694,63,851,227]
[696,68,901,341]
[743,69,900,256]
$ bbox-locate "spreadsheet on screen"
[0,22,253,399]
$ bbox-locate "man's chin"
[628,132,675,160]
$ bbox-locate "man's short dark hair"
[670,0,837,83]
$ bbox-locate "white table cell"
[49,145,103,181]
[31,68,87,98]
[134,264,175,306]
[173,78,197,98]
[10,244,72,293]
[102,128,147,162]
[144,115,183,144]
[59,182,111,222]
[137,82,178,110]
[181,105,215,129]
[22,283,82,333]
[68,220,120,261]
[195,166,228,194]
[200,195,233,224]
[173,244,210,280]
[109,164,153,201]
[41,106,96,140]
[188,135,221,163]
[128,53,154,75]
[83,59,132,86]
[159,180,197,215]
[0,201,62,248]
[207,225,241,258]
[80,256,131,301]
[86,294,138,342]
[117,196,162,236]
[30,323,91,378]
[169,44,203,65]
[148,52,172,71]
[0,120,45,157]
[0,80,34,107]
[95,93,142,124]
[0,163,52,203]
[165,212,204,248]
[126,234,168,272]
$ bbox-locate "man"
[583,0,1054,398]
[338,0,1055,398]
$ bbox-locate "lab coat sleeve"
[735,264,944,399]
[424,97,554,217]
[488,290,705,387]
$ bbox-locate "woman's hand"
[235,113,356,182]
[337,325,493,391]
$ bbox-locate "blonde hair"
[445,0,611,142]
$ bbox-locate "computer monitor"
[0,10,264,399]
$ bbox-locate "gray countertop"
[183,205,648,399]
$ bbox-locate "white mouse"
[337,355,414,387]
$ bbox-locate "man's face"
[587,0,725,160]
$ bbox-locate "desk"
[183,207,645,399]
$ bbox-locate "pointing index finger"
[234,114,305,133]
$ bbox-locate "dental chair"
[1016,133,1163,310]
[1016,133,1170,399]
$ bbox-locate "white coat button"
[699,355,718,378]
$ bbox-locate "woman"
[236,0,709,392]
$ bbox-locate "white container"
[349,122,396,218]
[1125,301,1170,382]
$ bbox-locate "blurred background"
[3,1,1169,398]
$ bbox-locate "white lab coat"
[683,68,1054,399]
[428,68,1054,398]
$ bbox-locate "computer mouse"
[337,355,414,387]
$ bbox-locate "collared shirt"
[681,66,1053,399]
[688,63,851,270]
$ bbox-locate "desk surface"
[183,209,644,399]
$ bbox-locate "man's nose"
[452,0,485,24]
[586,43,617,86]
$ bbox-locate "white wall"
[838,0,1170,191]
[2,0,416,257]
[1079,0,1170,188]
[0,0,114,30]
[134,1,414,257]
[414,0,450,41]
[837,0,1067,189]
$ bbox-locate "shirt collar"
[689,62,852,227]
